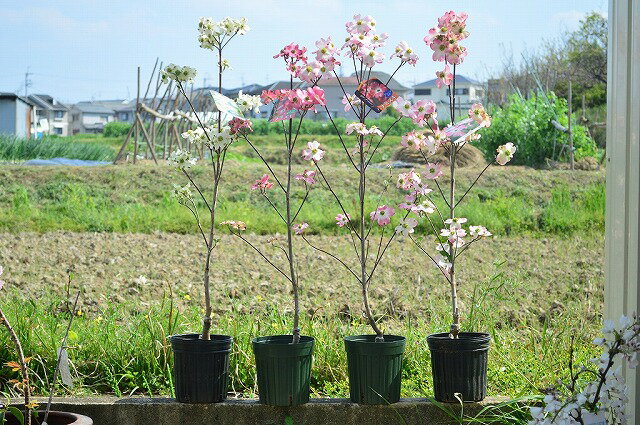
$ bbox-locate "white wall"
[605,0,640,422]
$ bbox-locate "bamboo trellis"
[113,59,217,164]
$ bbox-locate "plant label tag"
[210,91,245,123]
[269,99,297,122]
[582,412,606,425]
[354,78,397,113]
[57,347,74,387]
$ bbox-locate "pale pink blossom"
[397,169,422,191]
[469,103,491,127]
[424,163,443,180]
[435,64,453,88]
[412,199,435,215]
[469,225,492,237]
[335,213,351,227]
[251,174,273,191]
[293,222,309,235]
[301,140,325,162]
[445,217,467,229]
[440,226,467,243]
[395,217,418,236]
[221,220,247,231]
[369,205,395,226]
[342,94,362,112]
[393,97,413,117]
[345,122,368,136]
[496,143,516,165]
[391,41,419,65]
[401,131,425,151]
[295,170,316,185]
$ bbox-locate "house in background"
[412,75,485,122]
[95,100,136,124]
[0,92,34,138]
[28,94,70,137]
[69,102,115,134]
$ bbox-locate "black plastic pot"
[344,335,405,405]
[252,335,314,406]
[169,333,232,403]
[2,411,93,425]
[427,332,490,402]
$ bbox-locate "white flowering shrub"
[530,313,640,424]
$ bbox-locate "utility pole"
[24,69,32,96]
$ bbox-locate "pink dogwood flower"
[393,97,413,117]
[424,163,443,180]
[228,117,253,135]
[401,131,426,151]
[369,205,395,226]
[445,217,467,229]
[274,43,308,63]
[293,222,309,235]
[469,103,491,127]
[335,213,351,227]
[251,174,274,191]
[342,94,362,112]
[469,225,492,237]
[301,140,325,162]
[496,143,517,165]
[440,226,467,243]
[435,64,453,88]
[397,169,422,191]
[295,170,316,185]
[395,217,418,236]
[391,41,419,65]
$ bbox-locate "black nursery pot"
[252,335,315,406]
[169,333,232,403]
[344,335,406,405]
[427,332,490,402]
[3,411,92,425]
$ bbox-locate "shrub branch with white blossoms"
[162,16,251,341]
[223,41,327,344]
[530,313,640,424]
[391,10,516,338]
[292,14,418,342]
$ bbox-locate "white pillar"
[605,0,640,421]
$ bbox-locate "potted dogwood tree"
[294,14,420,405]
[162,16,252,404]
[391,10,516,402]
[222,41,331,406]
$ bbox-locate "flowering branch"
[530,314,640,424]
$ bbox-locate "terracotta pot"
[3,410,93,425]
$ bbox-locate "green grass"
[0,135,115,161]
[0,164,605,235]
[0,271,601,401]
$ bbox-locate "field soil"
[0,231,603,326]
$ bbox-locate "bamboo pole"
[568,80,574,170]
[134,67,140,164]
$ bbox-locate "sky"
[0,0,607,103]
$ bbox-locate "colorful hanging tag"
[354,78,398,113]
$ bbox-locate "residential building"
[28,94,70,137]
[412,75,486,122]
[96,100,136,124]
[0,92,33,138]
[69,102,115,134]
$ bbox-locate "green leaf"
[284,417,294,425]
[7,407,24,425]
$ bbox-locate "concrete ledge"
[30,396,513,425]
